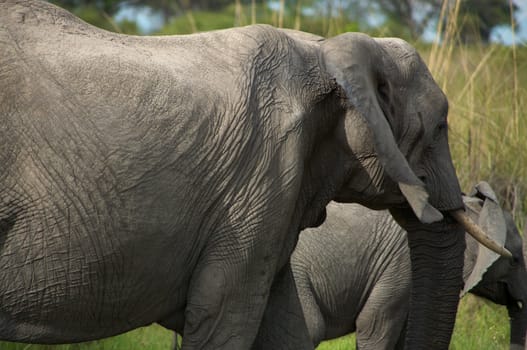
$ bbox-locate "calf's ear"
[322,33,442,223]
[462,183,507,295]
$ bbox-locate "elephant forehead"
[373,37,420,67]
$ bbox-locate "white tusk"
[451,209,512,259]
[518,301,523,310]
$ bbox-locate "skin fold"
[255,183,527,350]
[1,1,472,348]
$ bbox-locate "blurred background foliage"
[2,0,525,349]
[48,0,521,42]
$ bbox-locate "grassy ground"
[0,325,174,350]
[0,295,511,350]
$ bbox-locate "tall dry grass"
[426,0,526,230]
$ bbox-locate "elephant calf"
[255,182,527,350]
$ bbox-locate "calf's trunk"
[509,303,527,350]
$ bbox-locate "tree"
[50,0,122,16]
[124,0,253,25]
[369,0,441,38]
[50,0,132,32]
[456,0,517,43]
[367,0,517,42]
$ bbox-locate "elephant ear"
[321,33,442,223]
[462,182,507,295]
[471,181,499,203]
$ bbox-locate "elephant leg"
[165,332,181,350]
[355,271,410,350]
[252,264,316,350]
[393,317,407,350]
[157,314,184,350]
[180,234,279,350]
[158,311,185,334]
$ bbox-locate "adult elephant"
[0,1,507,349]
[255,182,527,349]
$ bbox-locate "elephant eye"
[435,121,448,137]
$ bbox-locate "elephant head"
[462,182,527,350]
[319,33,510,348]
[322,33,451,222]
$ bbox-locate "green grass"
[0,294,510,349]
[451,295,509,350]
[0,325,174,350]
[317,334,356,350]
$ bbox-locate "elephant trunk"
[404,219,466,349]
[508,302,527,349]
[507,256,527,349]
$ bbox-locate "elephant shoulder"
[218,25,341,135]
[1,0,105,37]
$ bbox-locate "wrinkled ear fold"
[322,33,442,223]
[470,181,499,203]
[462,183,507,295]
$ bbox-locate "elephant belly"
[0,239,190,343]
[0,201,195,343]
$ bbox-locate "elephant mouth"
[337,192,406,210]
[391,206,512,259]
[473,282,509,304]
[339,177,512,258]
[335,180,406,209]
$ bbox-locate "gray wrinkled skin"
[256,187,527,350]
[0,1,464,348]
